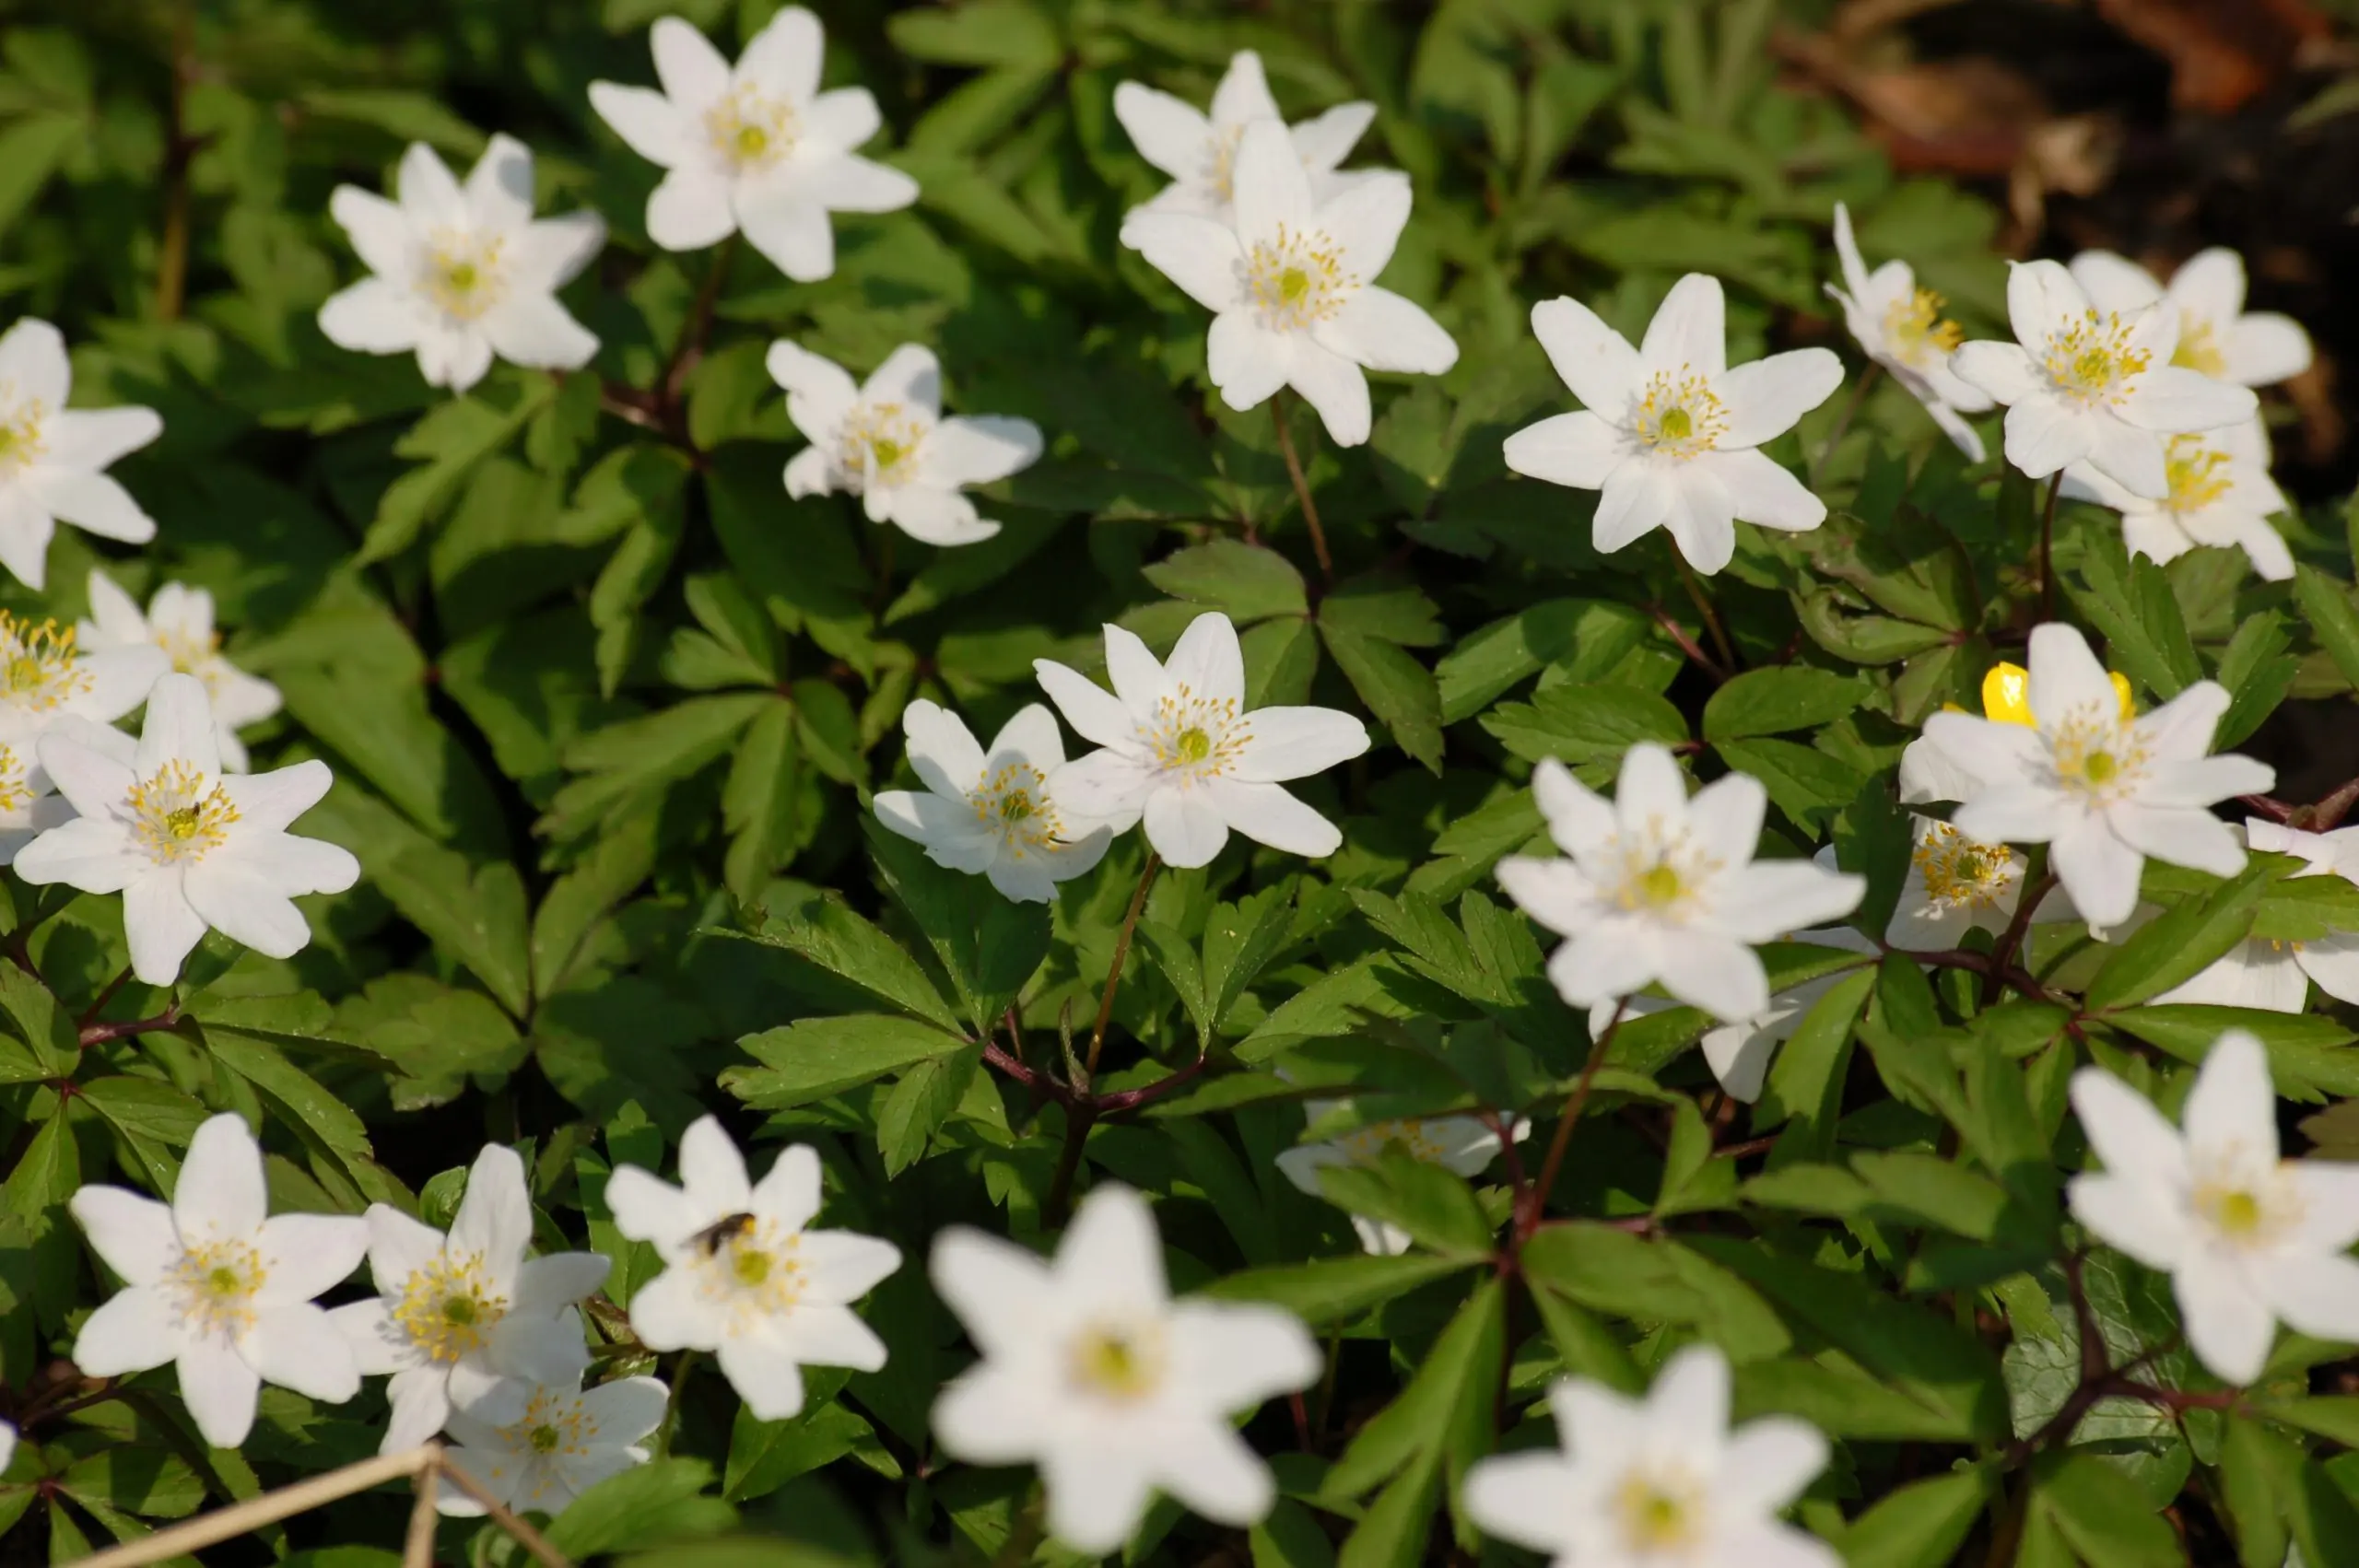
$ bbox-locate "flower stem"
[657,1348,699,1457]
[1672,550,1737,673]
[1981,859,2053,1009]
[74,1446,465,1568]
[1086,853,1159,1080]
[1808,360,1879,488]
[2037,471,2063,622]
[1271,393,1335,588]
[663,234,737,413]
[79,965,134,1030]
[1516,1000,1625,1240]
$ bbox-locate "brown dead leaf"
[2091,0,2334,114]
[1778,30,2049,176]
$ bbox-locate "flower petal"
[1230,119,1313,250]
[41,473,157,545]
[1503,410,1624,490]
[2226,313,2313,387]
[43,409,162,476]
[1144,784,1231,868]
[2067,250,2164,314]
[241,1303,360,1402]
[1111,83,1212,178]
[0,320,68,406]
[920,415,1040,489]
[588,82,688,168]
[651,15,732,112]
[1208,778,1341,859]
[253,1212,367,1306]
[736,5,825,105]
[1208,312,1291,412]
[176,1113,266,1243]
[1530,296,1641,414]
[1638,274,1725,378]
[75,1284,182,1376]
[1230,707,1368,782]
[71,1187,179,1286]
[1315,172,1412,281]
[1285,339,1371,446]
[1314,284,1456,375]
[1715,348,1843,448]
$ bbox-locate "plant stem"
[1809,360,1879,488]
[79,965,134,1029]
[1980,862,2053,1009]
[76,1446,443,1568]
[79,1003,181,1051]
[1271,393,1335,588]
[1672,550,1737,673]
[1648,603,1728,684]
[1516,1000,1624,1239]
[402,1464,440,1568]
[662,234,736,413]
[1043,1102,1096,1228]
[658,1348,699,1457]
[1086,854,1159,1079]
[155,3,196,323]
[433,1460,577,1568]
[2037,471,2063,622]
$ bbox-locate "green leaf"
[1435,599,1668,723]
[2027,1448,2181,1567]
[719,899,962,1034]
[1142,541,1308,623]
[360,376,556,565]
[1316,1151,1494,1258]
[1203,1252,1477,1328]
[2294,565,2359,691]
[1837,1467,1998,1568]
[0,964,76,1082]
[1481,683,1688,766]
[541,1458,734,1557]
[1711,738,1865,831]
[723,1014,973,1110]
[1325,1279,1503,1503]
[2107,1006,2359,1100]
[2064,537,2201,699]
[1701,666,1867,741]
[2085,858,2273,1012]
[1320,615,1445,773]
[865,820,1052,1034]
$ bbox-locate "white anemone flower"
[768,340,1041,547]
[68,1113,368,1448]
[587,11,918,282]
[1464,1343,1837,1568]
[605,1116,901,1422]
[2069,1029,2359,1384]
[1119,120,1455,447]
[14,673,360,985]
[874,699,1109,904]
[1503,275,1844,574]
[2159,821,2359,1012]
[2062,415,2292,581]
[80,571,282,772]
[1884,814,2083,954]
[440,1311,666,1518]
[0,319,162,589]
[319,135,604,394]
[0,609,168,868]
[331,1144,611,1455]
[1275,1102,1530,1254]
[1112,49,1380,225]
[930,1183,1320,1555]
[2069,247,2314,388]
[1951,259,2256,498]
[1496,748,1865,1025]
[1593,926,1878,1103]
[1921,624,2272,931]
[1826,202,1992,459]
[1036,612,1368,870]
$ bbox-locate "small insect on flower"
[689,1211,758,1256]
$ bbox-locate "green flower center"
[445,261,478,294]
[1617,1480,1694,1549]
[1072,1325,1163,1400]
[1658,406,1692,441]
[529,1424,561,1454]
[1176,728,1212,763]
[1637,863,1683,905]
[2214,1189,2261,1235]
[2083,751,2117,785]
[208,1265,243,1296]
[734,1246,772,1286]
[441,1294,477,1327]
[735,124,769,159]
[872,438,903,471]
[1280,266,1310,303]
[1000,790,1034,822]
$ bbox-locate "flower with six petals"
[874,699,1109,904]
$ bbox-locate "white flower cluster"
[874,609,1370,883]
[0,313,351,984]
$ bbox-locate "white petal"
[1042,1437,1158,1555]
[1210,50,1282,126]
[2226,314,2313,387]
[2001,398,2097,480]
[1639,274,1725,377]
[1950,341,2041,405]
[1709,448,1825,532]
[1657,932,1772,1022]
[900,698,988,799]
[1503,410,1623,490]
[1230,120,1313,251]
[1166,611,1245,706]
[1592,462,1671,554]
[2119,368,2258,436]
[588,82,688,168]
[2048,820,2146,930]
[1230,706,1367,782]
[417,327,494,393]
[678,1115,755,1212]
[463,135,536,234]
[178,1336,264,1448]
[920,415,1040,488]
[2068,251,2164,314]
[1120,213,1244,314]
[241,1304,361,1402]
[651,16,732,111]
[1314,285,1456,375]
[74,1285,181,1376]
[928,1228,1055,1358]
[2183,1029,2277,1162]
[43,406,163,474]
[2258,1253,2359,1349]
[318,278,427,355]
[71,1188,179,1285]
[175,1113,266,1242]
[253,1212,368,1305]
[1646,1343,1731,1443]
[1463,1450,1574,1554]
[1110,83,1211,177]
[736,6,825,104]
[714,1331,807,1421]
[508,213,604,293]
[1047,750,1151,831]
[1209,778,1340,859]
[798,151,918,215]
[1314,172,1412,282]
[1156,1422,1277,1527]
[986,704,1067,776]
[647,168,739,252]
[1285,339,1371,447]
[750,1142,824,1233]
[1530,296,1641,413]
[626,1265,719,1352]
[0,320,69,406]
[1035,659,1141,751]
[1208,313,1291,412]
[734,184,833,282]
[2007,258,2091,348]
[41,473,157,545]
[1716,349,1843,448]
[2177,1261,2278,1385]
[395,143,467,232]
[885,486,997,546]
[1144,785,1230,868]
